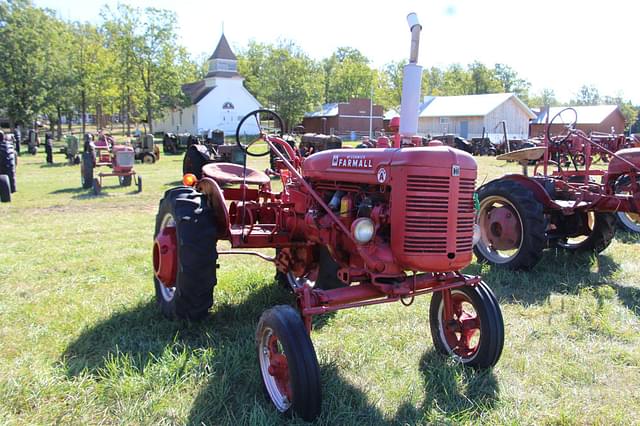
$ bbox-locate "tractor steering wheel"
[546,107,578,144]
[235,109,285,157]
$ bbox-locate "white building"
[155,34,261,136]
[417,93,535,142]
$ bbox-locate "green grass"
[0,148,639,425]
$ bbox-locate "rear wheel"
[256,305,321,421]
[137,175,143,193]
[152,187,217,320]
[183,145,212,179]
[553,212,616,252]
[92,178,101,195]
[614,175,640,233]
[0,174,11,202]
[474,179,546,270]
[119,175,132,186]
[429,282,504,368]
[81,152,94,189]
[0,139,17,193]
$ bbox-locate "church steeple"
[206,34,239,79]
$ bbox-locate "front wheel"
[119,175,132,186]
[143,153,155,164]
[256,305,321,421]
[429,282,504,368]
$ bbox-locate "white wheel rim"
[476,195,524,264]
[258,326,291,412]
[617,211,640,233]
[158,213,176,302]
[437,289,480,363]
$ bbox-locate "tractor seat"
[201,162,270,186]
[497,146,546,162]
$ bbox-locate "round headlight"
[351,218,375,244]
[472,223,481,246]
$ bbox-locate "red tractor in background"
[474,107,640,270]
[81,133,142,195]
[151,14,503,421]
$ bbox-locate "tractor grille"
[403,175,475,254]
[116,150,135,167]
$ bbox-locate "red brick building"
[302,98,384,139]
[529,105,626,138]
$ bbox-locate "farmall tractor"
[152,14,504,421]
[81,134,142,195]
[474,107,640,270]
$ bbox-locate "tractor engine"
[279,146,477,279]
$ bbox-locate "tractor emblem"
[452,165,460,176]
[377,168,387,183]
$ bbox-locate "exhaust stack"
[398,12,423,145]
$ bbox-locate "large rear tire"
[81,152,94,189]
[256,305,321,421]
[152,187,218,320]
[553,212,616,253]
[183,144,212,180]
[0,174,11,202]
[474,179,546,270]
[614,175,640,234]
[429,281,504,368]
[0,139,17,193]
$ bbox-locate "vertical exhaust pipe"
[397,13,423,146]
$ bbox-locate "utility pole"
[369,84,374,139]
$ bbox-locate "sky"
[35,0,640,104]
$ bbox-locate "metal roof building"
[417,93,535,142]
[529,105,625,137]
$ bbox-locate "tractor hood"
[302,146,476,185]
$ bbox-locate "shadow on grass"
[50,186,87,195]
[60,277,497,425]
[394,351,499,424]
[614,230,640,244]
[466,249,640,317]
[39,162,67,168]
[466,251,620,305]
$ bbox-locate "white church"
[155,34,261,136]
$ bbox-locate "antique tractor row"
[474,108,640,270]
[81,136,142,195]
[152,15,504,421]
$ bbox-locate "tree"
[0,1,58,128]
[239,41,323,130]
[324,47,374,103]
[101,4,144,135]
[573,85,601,106]
[493,63,530,99]
[528,88,559,108]
[442,64,471,95]
[468,61,502,94]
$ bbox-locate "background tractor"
[81,135,142,195]
[151,14,503,421]
[131,134,160,164]
[474,107,640,270]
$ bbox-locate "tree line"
[0,0,198,137]
[1,1,638,137]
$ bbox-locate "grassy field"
[0,145,639,425]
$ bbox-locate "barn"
[417,93,535,142]
[302,98,384,139]
[154,34,261,136]
[529,105,625,138]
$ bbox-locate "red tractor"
[152,14,503,421]
[81,134,142,195]
[474,107,640,270]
